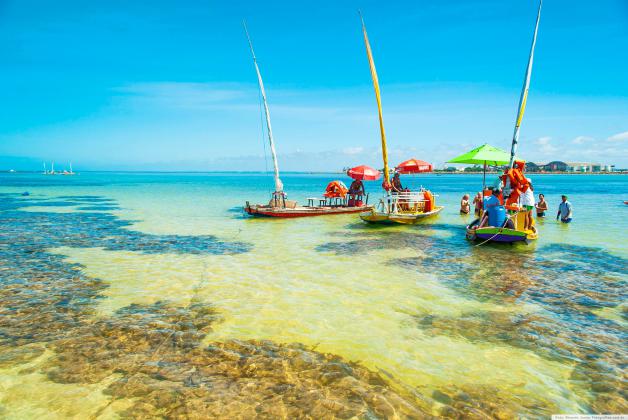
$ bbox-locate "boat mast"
[359,12,390,189]
[509,0,542,169]
[243,21,283,194]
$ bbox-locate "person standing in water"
[557,195,573,223]
[460,194,470,214]
[535,193,548,217]
[472,192,483,216]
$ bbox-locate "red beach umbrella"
[395,158,433,174]
[347,165,381,181]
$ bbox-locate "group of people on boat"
[461,176,574,231]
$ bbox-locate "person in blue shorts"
[557,195,573,223]
[476,189,514,229]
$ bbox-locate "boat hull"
[359,206,443,224]
[245,204,372,218]
[466,220,538,244]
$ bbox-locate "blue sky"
[1,0,627,171]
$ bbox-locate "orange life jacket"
[502,161,529,210]
[324,181,348,198]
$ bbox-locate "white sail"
[509,0,542,168]
[243,21,283,193]
[43,162,47,174]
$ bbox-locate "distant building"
[543,161,569,172]
[530,161,614,172]
[566,162,591,172]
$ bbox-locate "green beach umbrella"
[447,144,513,166]
[448,144,522,189]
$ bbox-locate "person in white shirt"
[519,178,536,231]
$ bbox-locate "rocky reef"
[1,194,436,418]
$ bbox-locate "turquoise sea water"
[0,172,626,418]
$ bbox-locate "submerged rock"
[319,225,628,413]
[43,299,430,418]
[1,193,431,418]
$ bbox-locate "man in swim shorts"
[557,195,573,223]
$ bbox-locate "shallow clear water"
[0,172,626,418]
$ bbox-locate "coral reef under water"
[1,194,251,255]
[45,301,429,418]
[318,228,627,414]
[0,193,437,418]
[2,193,626,417]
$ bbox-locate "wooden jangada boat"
[356,14,443,225]
[242,22,372,218]
[464,0,543,244]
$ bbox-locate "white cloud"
[571,135,593,144]
[607,131,628,142]
[342,146,364,155]
[113,82,256,111]
[535,136,558,154]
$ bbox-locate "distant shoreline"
[0,170,626,175]
[432,171,627,175]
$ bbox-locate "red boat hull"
[245,205,371,218]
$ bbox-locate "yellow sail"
[360,14,390,187]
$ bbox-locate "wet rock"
[0,194,252,256]
[432,389,452,405]
[0,344,44,368]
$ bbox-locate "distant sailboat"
[43,162,47,175]
[62,162,76,175]
[242,21,371,217]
